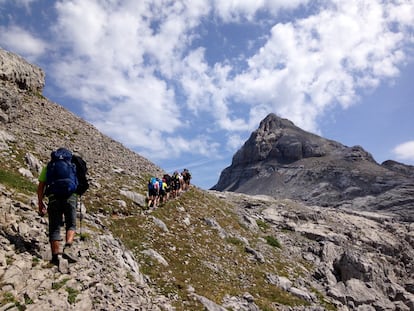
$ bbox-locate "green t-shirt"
[38,166,47,182]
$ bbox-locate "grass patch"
[0,292,25,310]
[110,187,308,310]
[66,287,79,304]
[265,236,282,248]
[0,168,37,194]
[226,236,244,247]
[52,278,70,290]
[256,219,270,231]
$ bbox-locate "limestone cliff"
[212,113,414,221]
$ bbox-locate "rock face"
[211,190,414,311]
[212,113,414,221]
[0,48,45,92]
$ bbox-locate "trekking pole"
[78,195,84,241]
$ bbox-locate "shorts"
[47,194,77,242]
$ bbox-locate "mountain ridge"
[212,113,414,221]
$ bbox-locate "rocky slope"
[1,48,414,310]
[212,113,414,221]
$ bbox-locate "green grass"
[256,219,270,231]
[0,168,37,194]
[0,292,25,310]
[110,187,309,310]
[265,235,282,248]
[66,287,79,304]
[52,278,70,290]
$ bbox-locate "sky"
[1,0,414,190]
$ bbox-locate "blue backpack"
[46,148,78,198]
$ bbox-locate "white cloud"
[0,25,46,60]
[206,0,414,134]
[50,0,215,158]
[213,0,310,22]
[392,141,414,161]
[44,0,414,162]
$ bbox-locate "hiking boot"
[62,244,78,263]
[49,257,59,266]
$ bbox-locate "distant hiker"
[147,177,159,208]
[182,168,191,191]
[159,178,168,204]
[163,174,172,201]
[37,147,88,265]
[171,171,181,198]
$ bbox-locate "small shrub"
[52,278,70,290]
[78,232,90,241]
[256,219,270,231]
[265,236,281,248]
[66,287,79,304]
[1,292,15,306]
[32,257,40,267]
[226,236,244,246]
[24,293,33,305]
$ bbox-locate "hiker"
[163,174,172,201]
[159,178,167,204]
[182,169,191,191]
[171,171,181,198]
[147,177,159,208]
[37,147,88,265]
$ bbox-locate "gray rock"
[151,216,169,232]
[0,48,45,92]
[191,293,227,311]
[141,249,169,267]
[266,273,292,290]
[204,217,228,238]
[245,246,265,263]
[120,190,146,206]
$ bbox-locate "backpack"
[149,177,159,191]
[72,154,89,195]
[46,148,78,198]
[163,174,172,190]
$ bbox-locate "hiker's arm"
[37,181,47,216]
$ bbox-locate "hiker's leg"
[51,240,60,255]
[48,198,62,253]
[66,230,76,245]
[64,195,77,244]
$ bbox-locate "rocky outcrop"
[212,113,414,221]
[211,190,414,311]
[0,48,45,92]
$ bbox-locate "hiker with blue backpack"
[37,147,88,266]
[147,176,160,208]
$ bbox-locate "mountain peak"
[213,113,414,221]
[258,113,296,132]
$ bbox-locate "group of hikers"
[36,147,192,266]
[147,169,192,208]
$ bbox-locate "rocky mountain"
[1,48,414,311]
[212,113,414,222]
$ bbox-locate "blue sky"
[1,0,414,189]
